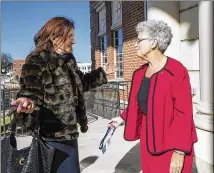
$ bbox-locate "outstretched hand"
[11,97,35,113]
[104,63,118,76]
[108,116,124,128]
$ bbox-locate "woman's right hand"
[108,116,124,128]
[11,98,35,113]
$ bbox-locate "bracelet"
[175,150,185,155]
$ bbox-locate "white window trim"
[113,28,124,80]
[95,2,105,12]
[111,1,122,30]
[97,3,106,36]
[144,1,148,20]
[100,35,107,70]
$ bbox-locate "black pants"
[47,140,80,173]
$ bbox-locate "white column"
[194,1,213,132]
[194,1,213,168]
[146,1,180,60]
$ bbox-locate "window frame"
[113,28,124,79]
[100,35,108,70]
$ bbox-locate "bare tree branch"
[1,53,13,74]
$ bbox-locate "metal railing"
[1,87,28,136]
[0,81,131,136]
[85,80,131,120]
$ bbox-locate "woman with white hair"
[109,20,197,173]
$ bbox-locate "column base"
[193,128,213,166]
[194,101,213,132]
[193,101,213,166]
[195,101,213,115]
[193,156,213,173]
[194,112,213,132]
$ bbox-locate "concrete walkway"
[16,115,202,173]
[16,116,141,173]
[78,117,141,173]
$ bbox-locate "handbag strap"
[7,118,17,134]
[7,112,40,136]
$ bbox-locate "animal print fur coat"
[15,50,107,141]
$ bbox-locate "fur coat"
[15,50,107,141]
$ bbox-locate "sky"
[1,1,91,63]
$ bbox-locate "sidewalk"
[78,117,141,173]
[16,116,141,173]
[16,116,200,173]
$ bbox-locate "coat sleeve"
[75,67,107,127]
[171,67,194,153]
[120,108,127,121]
[17,53,47,106]
[76,67,108,92]
[14,52,48,128]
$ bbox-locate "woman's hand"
[80,125,88,133]
[108,116,124,128]
[169,151,185,173]
[104,63,118,76]
[11,98,35,113]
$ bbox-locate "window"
[98,7,106,36]
[100,35,108,70]
[111,1,122,30]
[20,64,22,67]
[114,28,123,79]
[14,69,16,72]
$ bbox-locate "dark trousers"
[47,140,80,173]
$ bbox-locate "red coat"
[121,57,198,155]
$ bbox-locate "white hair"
[136,20,173,53]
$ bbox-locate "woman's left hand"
[169,151,185,173]
[104,63,118,75]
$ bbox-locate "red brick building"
[13,59,25,78]
[90,1,146,81]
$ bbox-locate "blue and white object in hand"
[99,127,116,154]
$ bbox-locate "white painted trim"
[98,7,106,36]
[98,31,106,37]
[113,31,117,79]
[113,28,124,80]
[144,1,148,20]
[100,37,103,68]
[111,23,122,31]
[95,2,105,12]
[111,1,122,30]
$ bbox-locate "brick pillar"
[90,2,101,70]
[122,1,145,81]
[105,2,115,80]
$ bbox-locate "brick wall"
[13,59,25,77]
[90,2,100,70]
[122,1,145,80]
[90,1,146,101]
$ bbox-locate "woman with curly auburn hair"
[109,20,198,173]
[11,16,114,173]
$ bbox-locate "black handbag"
[1,116,55,173]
